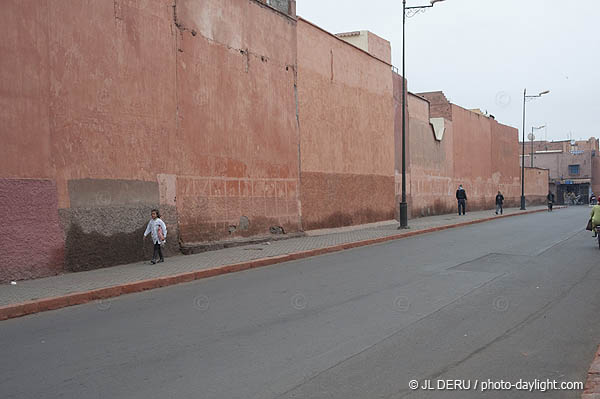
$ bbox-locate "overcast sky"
[297,0,600,142]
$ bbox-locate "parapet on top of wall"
[256,0,296,18]
[418,91,453,121]
[335,30,391,64]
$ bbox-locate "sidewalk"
[0,205,556,320]
[583,344,600,398]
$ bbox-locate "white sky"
[296,0,600,142]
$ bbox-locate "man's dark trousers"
[458,199,466,215]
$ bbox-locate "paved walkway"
[0,206,554,309]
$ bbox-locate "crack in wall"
[113,0,124,21]
[169,0,301,230]
[171,1,292,70]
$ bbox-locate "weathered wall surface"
[409,91,544,216]
[0,179,65,283]
[1,0,177,277]
[524,168,549,205]
[174,0,300,242]
[297,19,395,229]
[592,157,600,195]
[450,104,494,210]
[531,138,599,153]
[490,119,522,207]
[532,152,561,179]
[1,0,550,281]
[0,0,300,279]
[1,1,53,180]
[406,94,455,216]
[367,32,392,64]
[533,149,593,199]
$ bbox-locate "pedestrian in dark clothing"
[547,191,555,212]
[495,191,504,215]
[456,185,467,215]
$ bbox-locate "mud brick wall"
[0,179,65,282]
[524,168,550,206]
[0,0,300,278]
[0,0,544,280]
[297,18,396,229]
[174,0,301,241]
[406,92,547,217]
[176,176,299,243]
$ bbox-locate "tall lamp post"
[399,0,447,229]
[521,89,550,210]
[529,125,545,167]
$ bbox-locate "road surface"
[1,206,598,398]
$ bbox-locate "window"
[569,164,580,175]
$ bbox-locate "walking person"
[456,185,467,215]
[547,191,555,212]
[144,209,167,264]
[495,191,504,215]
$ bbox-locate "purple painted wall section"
[0,179,65,282]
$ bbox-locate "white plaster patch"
[158,174,177,206]
[430,117,445,141]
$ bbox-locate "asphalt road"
[1,206,599,399]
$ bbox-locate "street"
[1,206,599,398]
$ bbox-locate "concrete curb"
[582,345,600,398]
[0,207,560,321]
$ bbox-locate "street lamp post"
[529,125,545,168]
[521,89,550,210]
[399,0,447,229]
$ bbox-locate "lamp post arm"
[405,4,434,9]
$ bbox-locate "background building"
[523,138,600,204]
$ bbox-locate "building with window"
[521,138,600,204]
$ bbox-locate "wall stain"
[305,208,394,231]
[64,223,180,272]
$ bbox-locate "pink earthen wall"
[408,91,547,216]
[0,179,65,282]
[174,0,300,242]
[593,157,600,195]
[524,168,549,204]
[406,94,455,216]
[0,0,301,278]
[297,18,395,229]
[1,0,550,281]
[1,0,179,277]
[367,32,392,64]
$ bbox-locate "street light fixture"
[520,89,550,210]
[399,0,448,229]
[529,125,546,167]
